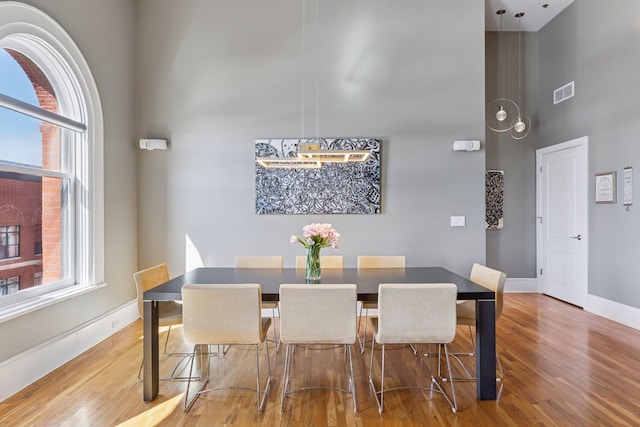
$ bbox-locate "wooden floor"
[1,294,640,426]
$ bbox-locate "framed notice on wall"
[623,167,633,207]
[595,171,616,204]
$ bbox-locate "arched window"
[0,3,104,311]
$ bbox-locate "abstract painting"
[486,170,504,229]
[255,138,381,214]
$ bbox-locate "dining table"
[142,266,497,402]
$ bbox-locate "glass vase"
[306,245,321,281]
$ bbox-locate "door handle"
[569,234,582,240]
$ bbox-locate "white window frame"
[0,2,104,319]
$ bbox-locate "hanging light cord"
[516,13,524,112]
[300,0,321,143]
[315,0,319,142]
[301,0,306,139]
[499,11,504,101]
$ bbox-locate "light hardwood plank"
[1,294,639,426]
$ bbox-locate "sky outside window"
[0,48,43,167]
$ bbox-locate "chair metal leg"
[428,344,457,412]
[184,345,210,412]
[496,349,504,380]
[357,306,371,355]
[346,344,358,413]
[443,325,504,383]
[280,343,293,413]
[281,343,357,413]
[368,339,385,413]
[183,342,271,413]
[255,340,271,412]
[272,307,280,353]
[370,340,457,413]
[163,325,190,357]
[266,307,280,353]
[138,355,194,382]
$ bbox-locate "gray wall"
[537,0,640,308]
[136,0,487,276]
[0,0,138,361]
[485,31,538,278]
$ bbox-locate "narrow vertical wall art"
[486,170,504,229]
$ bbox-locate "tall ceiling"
[485,0,575,31]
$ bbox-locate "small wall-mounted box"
[453,140,480,151]
[450,216,466,227]
[139,138,167,150]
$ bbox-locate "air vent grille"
[553,81,575,105]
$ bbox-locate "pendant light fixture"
[486,9,519,133]
[510,12,530,140]
[296,0,369,164]
[256,0,369,168]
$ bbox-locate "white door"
[536,137,588,307]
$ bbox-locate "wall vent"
[553,81,575,105]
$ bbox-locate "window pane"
[0,277,20,296]
[0,107,43,168]
[0,171,69,296]
[0,49,38,107]
[1,47,63,172]
[0,225,20,258]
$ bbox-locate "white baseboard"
[0,299,138,402]
[585,294,640,331]
[503,279,639,330]
[504,277,537,293]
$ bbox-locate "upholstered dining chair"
[278,284,358,413]
[295,255,344,269]
[134,263,186,380]
[356,256,406,354]
[181,283,272,413]
[369,283,458,413]
[451,263,507,382]
[235,256,283,351]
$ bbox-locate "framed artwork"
[255,138,381,214]
[595,171,616,204]
[486,170,504,229]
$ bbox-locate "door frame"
[536,136,589,304]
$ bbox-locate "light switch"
[450,216,466,227]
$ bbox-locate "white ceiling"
[485,0,575,32]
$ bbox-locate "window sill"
[0,283,106,324]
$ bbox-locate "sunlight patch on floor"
[116,394,184,427]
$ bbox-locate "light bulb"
[514,119,526,133]
[496,106,507,121]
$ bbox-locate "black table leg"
[143,300,159,401]
[476,298,497,399]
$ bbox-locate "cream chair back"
[235,256,283,268]
[279,284,357,344]
[181,283,267,345]
[295,255,344,269]
[469,263,507,319]
[376,283,457,344]
[134,263,170,318]
[357,256,405,269]
[370,282,458,413]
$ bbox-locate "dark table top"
[144,267,494,303]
